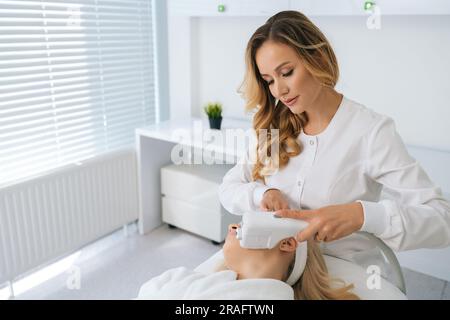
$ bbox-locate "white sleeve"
[218,145,271,215]
[358,116,450,251]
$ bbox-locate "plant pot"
[208,117,222,130]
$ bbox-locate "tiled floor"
[3,223,449,300]
[9,223,220,300]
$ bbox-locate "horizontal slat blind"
[0,0,156,187]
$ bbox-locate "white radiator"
[0,149,139,284]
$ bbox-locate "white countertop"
[136,117,253,159]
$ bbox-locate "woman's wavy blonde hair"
[238,11,339,182]
[290,240,359,300]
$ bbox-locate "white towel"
[137,267,294,300]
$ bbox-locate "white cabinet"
[135,117,251,234]
[161,163,241,243]
[169,0,450,16]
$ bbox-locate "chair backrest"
[356,231,406,295]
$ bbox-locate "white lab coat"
[218,96,450,253]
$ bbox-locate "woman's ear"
[279,237,298,253]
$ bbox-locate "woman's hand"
[274,202,364,242]
[260,189,290,211]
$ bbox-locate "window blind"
[0,0,156,187]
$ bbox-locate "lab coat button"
[309,140,315,145]
[297,180,302,186]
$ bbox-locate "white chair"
[194,231,407,300]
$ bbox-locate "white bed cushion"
[194,250,407,300]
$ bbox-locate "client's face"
[223,223,262,271]
[223,223,294,273]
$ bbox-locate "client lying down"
[137,223,359,300]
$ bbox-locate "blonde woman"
[219,10,450,258]
[222,224,359,300]
[137,224,359,300]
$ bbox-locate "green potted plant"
[204,102,223,130]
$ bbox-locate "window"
[0,0,156,187]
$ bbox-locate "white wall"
[191,17,265,122]
[191,15,450,151]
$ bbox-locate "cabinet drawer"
[162,197,223,242]
[161,164,233,211]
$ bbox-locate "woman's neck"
[303,88,343,136]
[235,253,290,282]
